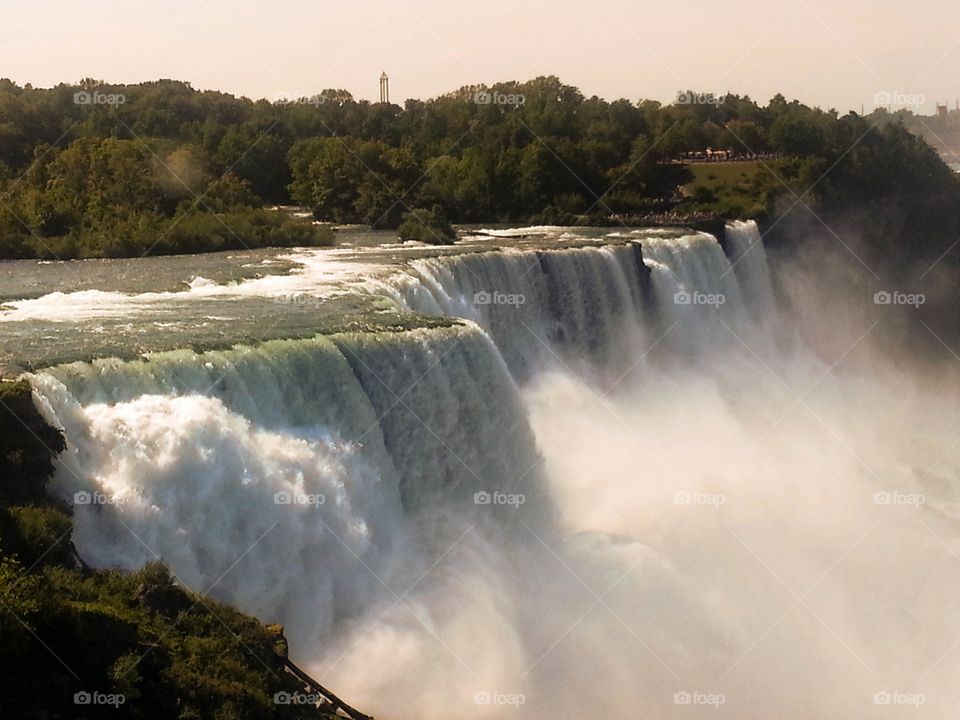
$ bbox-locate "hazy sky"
[2,0,958,112]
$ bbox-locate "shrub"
[397,206,456,244]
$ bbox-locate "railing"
[668,152,780,164]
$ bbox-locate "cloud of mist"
[34,226,960,719]
[315,259,960,719]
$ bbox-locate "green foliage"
[0,555,334,719]
[397,206,456,244]
[288,136,418,227]
[0,77,955,258]
[147,209,333,257]
[0,131,332,258]
[0,554,41,623]
[683,161,777,219]
[2,505,73,567]
[0,381,65,506]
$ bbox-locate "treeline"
[0,76,955,257]
[0,137,332,258]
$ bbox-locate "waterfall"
[30,324,546,652]
[374,228,772,380]
[371,243,651,380]
[34,221,936,720]
[29,223,771,631]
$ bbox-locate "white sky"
[1,0,958,113]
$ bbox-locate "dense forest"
[0,76,956,258]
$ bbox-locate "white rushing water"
[27,221,960,719]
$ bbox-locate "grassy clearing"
[682,161,772,218]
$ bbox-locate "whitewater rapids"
[27,221,960,719]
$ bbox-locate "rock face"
[0,380,65,506]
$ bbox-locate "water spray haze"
[28,222,960,718]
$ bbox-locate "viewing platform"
[668,151,780,164]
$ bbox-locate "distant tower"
[379,72,389,104]
[937,103,948,119]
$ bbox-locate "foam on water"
[0,249,384,322]
[26,221,960,719]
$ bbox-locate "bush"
[157,209,335,255]
[1,505,73,567]
[397,206,456,244]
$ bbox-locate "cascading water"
[30,324,545,652]
[25,221,960,719]
[373,242,652,380]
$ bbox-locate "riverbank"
[1,207,334,261]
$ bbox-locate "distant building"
[937,103,948,118]
[379,72,389,104]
